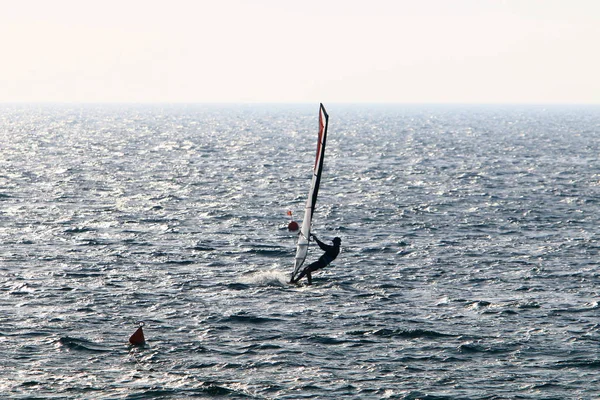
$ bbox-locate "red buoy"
[288,221,299,232]
[129,326,145,346]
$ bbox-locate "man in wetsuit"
[290,234,341,285]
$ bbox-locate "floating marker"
[288,221,299,232]
[287,210,299,232]
[129,325,145,346]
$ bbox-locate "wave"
[238,270,288,287]
[307,335,351,345]
[240,247,289,257]
[348,328,456,339]
[57,336,111,353]
[227,282,251,290]
[164,260,195,265]
[550,301,600,315]
[220,312,282,325]
[457,340,520,355]
[191,245,215,251]
[401,390,457,400]
[552,359,600,369]
[64,226,96,234]
[123,383,245,399]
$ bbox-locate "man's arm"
[313,236,331,252]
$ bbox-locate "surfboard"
[291,103,329,282]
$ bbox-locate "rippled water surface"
[1,104,600,399]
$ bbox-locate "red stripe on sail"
[314,109,325,169]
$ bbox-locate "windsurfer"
[290,235,341,285]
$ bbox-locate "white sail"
[292,103,329,280]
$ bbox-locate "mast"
[292,103,329,280]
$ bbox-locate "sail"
[292,103,329,279]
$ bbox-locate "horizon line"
[1,101,599,106]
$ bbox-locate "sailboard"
[291,103,329,281]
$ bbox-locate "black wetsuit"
[292,236,340,284]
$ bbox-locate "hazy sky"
[1,0,599,103]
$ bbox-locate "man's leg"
[304,261,326,285]
[291,264,310,284]
[291,269,304,284]
[291,261,320,284]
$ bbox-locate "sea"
[1,103,600,399]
